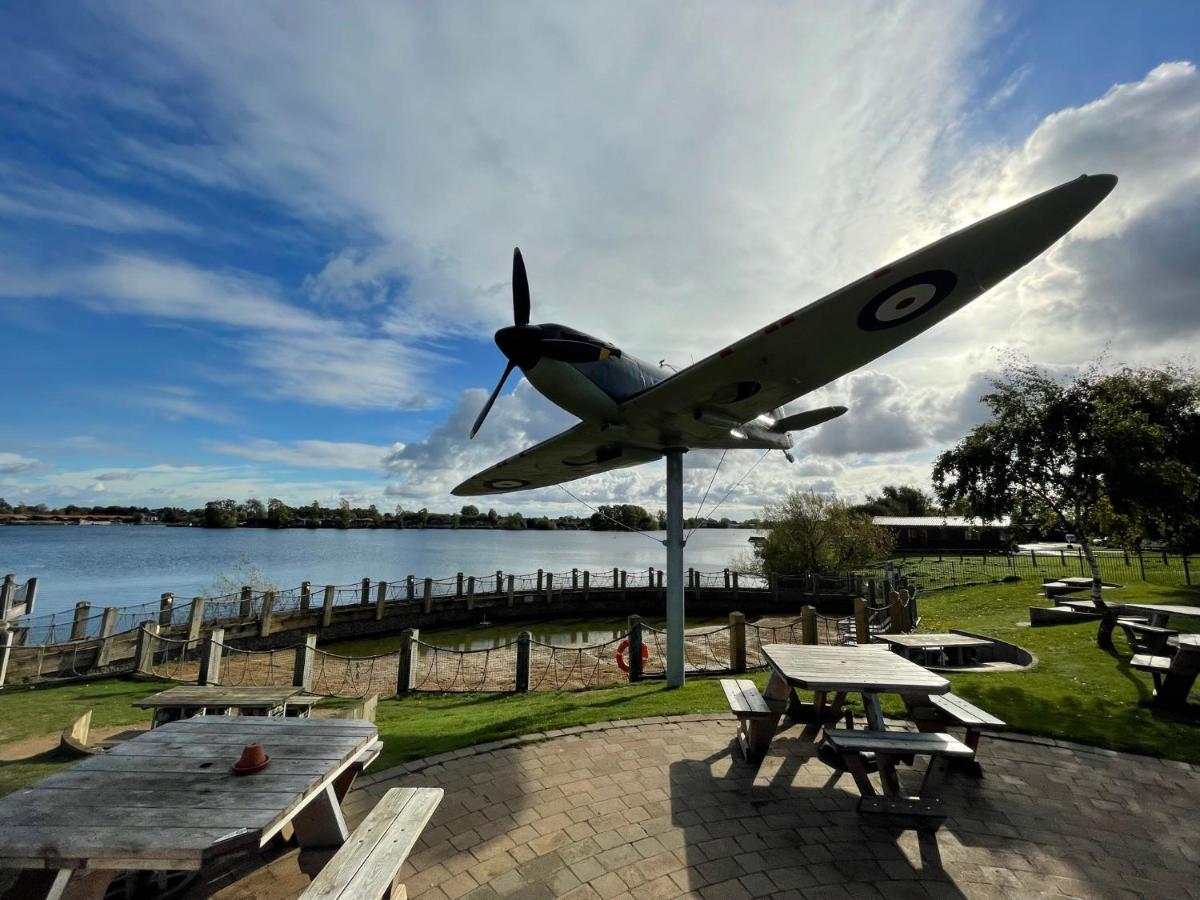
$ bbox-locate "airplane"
[453,173,1117,497]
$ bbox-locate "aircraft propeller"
[470,249,614,439]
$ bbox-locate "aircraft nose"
[495,324,543,370]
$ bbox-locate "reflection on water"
[324,614,728,656]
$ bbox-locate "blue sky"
[1,2,1198,516]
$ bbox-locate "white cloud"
[0,452,44,474]
[208,439,398,471]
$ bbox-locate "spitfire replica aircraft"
[456,173,1117,686]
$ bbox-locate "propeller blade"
[513,248,530,326]
[539,338,610,363]
[470,360,516,439]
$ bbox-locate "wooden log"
[300,581,312,611]
[375,580,388,621]
[259,591,276,638]
[95,607,120,666]
[801,606,818,645]
[158,593,174,628]
[134,623,160,675]
[397,628,418,694]
[728,612,746,673]
[197,628,224,685]
[186,597,206,648]
[854,598,870,645]
[293,634,317,691]
[515,631,531,692]
[321,585,335,628]
[70,601,92,642]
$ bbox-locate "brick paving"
[196,715,1200,899]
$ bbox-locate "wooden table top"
[761,643,949,694]
[1122,604,1200,619]
[0,716,376,871]
[133,686,322,709]
[1170,634,1200,650]
[876,634,992,650]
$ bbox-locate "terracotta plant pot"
[232,742,270,775]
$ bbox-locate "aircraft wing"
[617,174,1117,438]
[452,422,662,496]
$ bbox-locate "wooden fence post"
[582,570,590,601]
[496,571,503,595]
[545,573,553,605]
[627,615,644,682]
[186,597,206,648]
[198,627,224,686]
[158,593,174,628]
[23,576,37,615]
[292,633,317,691]
[572,568,579,590]
[456,572,464,597]
[70,601,92,641]
[536,569,544,593]
[898,589,912,631]
[423,578,433,614]
[135,623,160,675]
[506,574,515,607]
[398,628,419,693]
[321,585,335,627]
[361,578,371,606]
[515,631,531,693]
[94,608,121,666]
[375,580,389,621]
[300,581,312,612]
[801,606,818,645]
[612,567,618,590]
[724,568,731,590]
[729,612,746,673]
[0,629,12,688]
[620,570,627,603]
[854,598,870,644]
[887,591,903,634]
[407,575,416,602]
[1137,549,1146,581]
[467,576,476,611]
[732,571,739,600]
[258,590,276,638]
[0,575,13,622]
[239,586,253,619]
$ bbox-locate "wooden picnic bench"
[1131,635,1200,708]
[134,685,323,728]
[300,786,443,900]
[822,728,974,816]
[720,678,780,761]
[1117,619,1179,655]
[903,692,1006,775]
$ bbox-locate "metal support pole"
[665,449,685,688]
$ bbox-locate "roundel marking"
[857,270,957,331]
[484,478,529,490]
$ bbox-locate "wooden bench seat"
[301,786,443,900]
[822,728,972,816]
[922,692,1006,766]
[1130,653,1172,690]
[721,678,779,762]
[1118,620,1179,654]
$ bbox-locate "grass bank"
[1,578,1196,796]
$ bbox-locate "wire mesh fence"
[411,640,519,692]
[310,649,401,697]
[216,643,297,688]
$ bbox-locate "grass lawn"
[1,577,1197,797]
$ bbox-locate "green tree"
[267,498,293,529]
[486,507,498,526]
[754,491,895,576]
[244,498,266,520]
[337,499,352,529]
[853,485,934,517]
[933,362,1200,621]
[460,504,480,519]
[204,499,238,528]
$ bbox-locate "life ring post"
[627,615,644,681]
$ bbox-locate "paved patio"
[197,715,1200,899]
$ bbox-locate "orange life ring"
[615,639,649,673]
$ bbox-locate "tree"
[337,499,352,529]
[933,362,1200,630]
[244,498,266,521]
[460,504,480,519]
[204,499,238,528]
[486,507,498,525]
[754,491,894,576]
[853,485,934,517]
[267,498,293,529]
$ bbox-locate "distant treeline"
[0,498,758,532]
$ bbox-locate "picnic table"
[134,685,323,728]
[0,715,378,899]
[1098,602,1200,651]
[875,633,991,667]
[760,643,949,735]
[1131,632,1200,708]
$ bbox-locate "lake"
[1,526,760,618]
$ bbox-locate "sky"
[1,1,1198,519]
